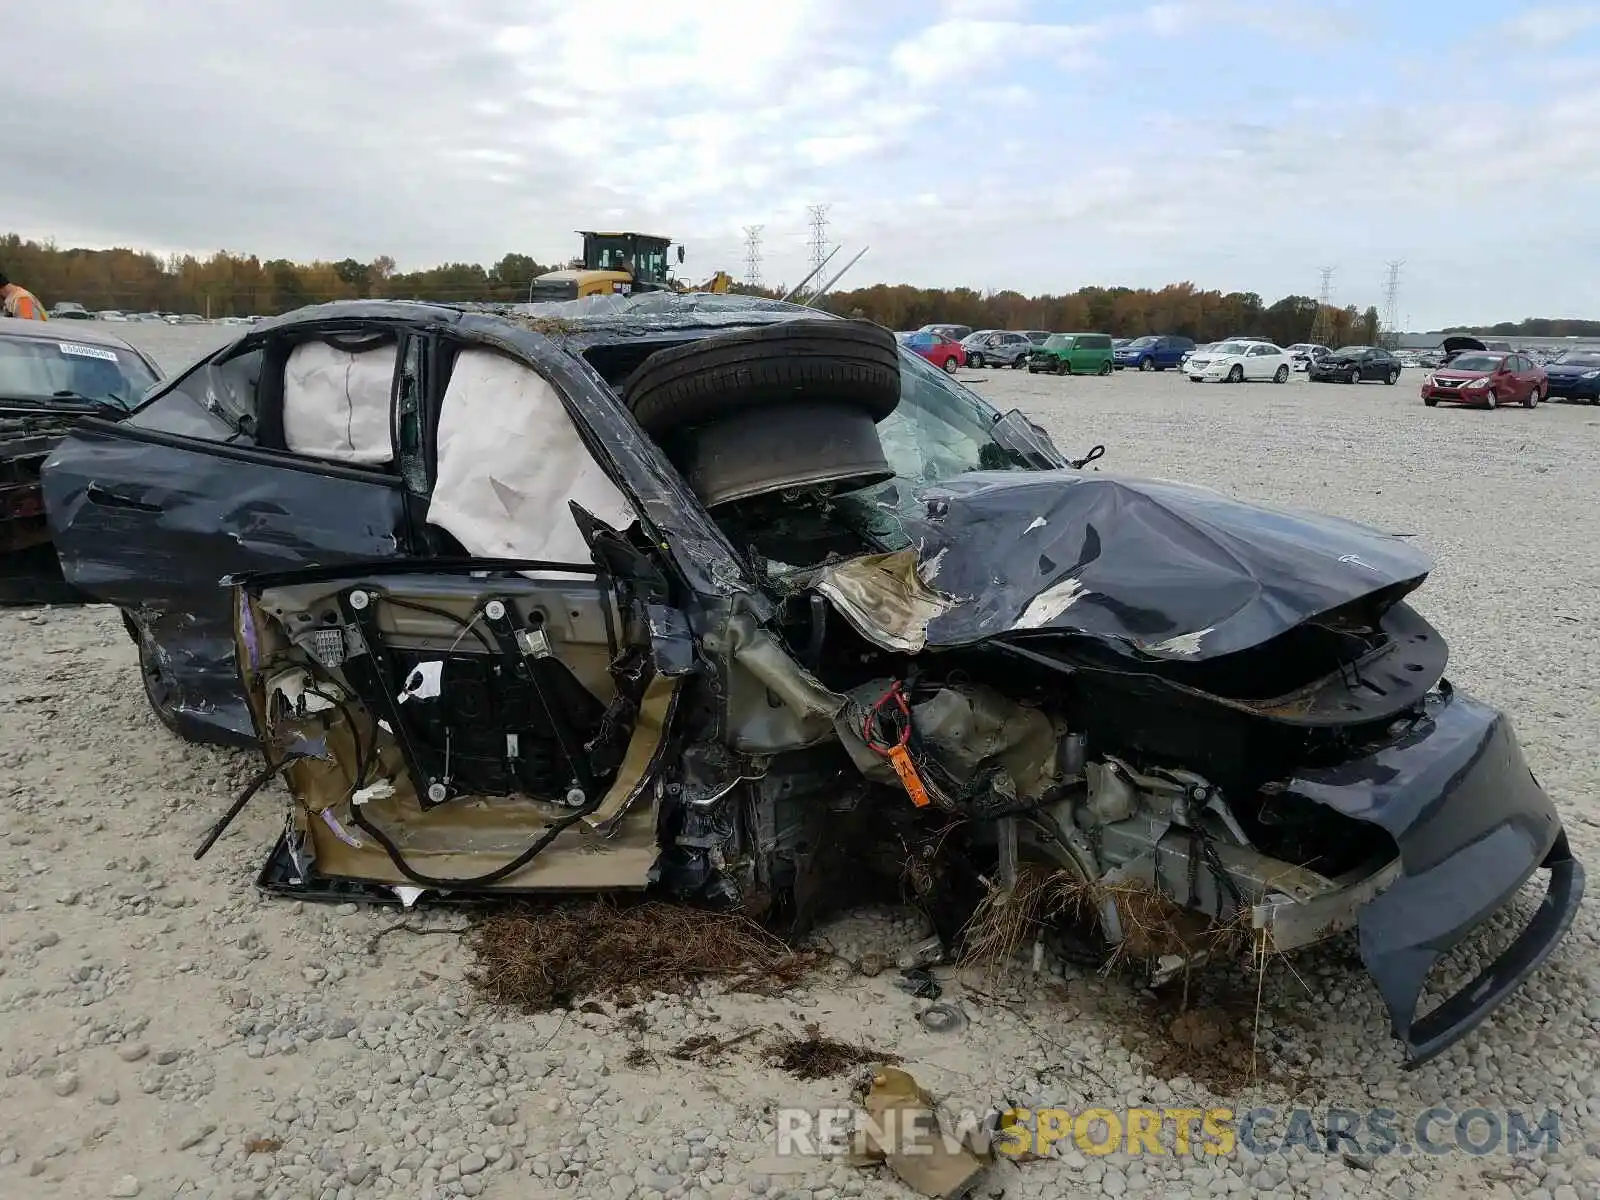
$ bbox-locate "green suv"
[1026,333,1115,375]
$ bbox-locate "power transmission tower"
[742,225,764,289]
[1308,266,1335,343]
[1381,260,1404,346]
[807,204,831,273]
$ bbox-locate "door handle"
[85,485,161,513]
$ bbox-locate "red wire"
[863,683,910,753]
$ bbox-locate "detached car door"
[43,324,426,744]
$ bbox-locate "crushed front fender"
[1284,683,1585,1065]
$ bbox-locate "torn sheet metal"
[891,470,1431,660]
[801,549,957,653]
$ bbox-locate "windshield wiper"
[51,391,129,419]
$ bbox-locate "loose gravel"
[2,329,1598,1200]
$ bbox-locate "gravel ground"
[3,327,1600,1200]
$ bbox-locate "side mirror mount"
[991,408,1068,470]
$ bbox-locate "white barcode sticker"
[59,342,119,363]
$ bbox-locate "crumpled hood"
[896,470,1431,660]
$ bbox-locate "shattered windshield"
[831,351,1025,549]
[0,334,157,409]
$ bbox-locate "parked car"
[953,329,992,361]
[35,295,1581,1066]
[1542,351,1600,404]
[896,330,966,373]
[1185,340,1293,383]
[48,302,93,320]
[1022,330,1050,345]
[967,330,1036,369]
[1307,346,1403,385]
[0,317,161,602]
[1026,333,1115,375]
[919,323,972,342]
[1113,335,1195,372]
[1284,344,1330,372]
[1421,351,1546,409]
[96,310,128,322]
[1179,342,1213,369]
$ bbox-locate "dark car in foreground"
[1421,351,1546,409]
[0,317,160,601]
[1542,351,1600,404]
[39,295,1582,1065]
[1308,345,1403,385]
[1113,334,1194,371]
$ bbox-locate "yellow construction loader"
[528,232,732,302]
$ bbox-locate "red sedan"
[1421,350,1546,409]
[896,330,966,373]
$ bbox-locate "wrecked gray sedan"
[40,294,1582,1064]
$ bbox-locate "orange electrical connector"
[862,682,932,808]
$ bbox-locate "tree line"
[1,234,555,316]
[9,231,1587,345]
[811,282,1385,348]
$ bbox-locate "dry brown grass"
[466,897,818,1012]
[957,862,1082,981]
[769,1023,902,1081]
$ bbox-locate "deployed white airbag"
[283,338,397,464]
[427,348,634,565]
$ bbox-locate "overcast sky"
[6,0,1599,328]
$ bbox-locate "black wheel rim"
[138,632,179,720]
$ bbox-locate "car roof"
[249,295,863,361]
[0,316,138,350]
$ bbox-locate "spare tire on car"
[622,319,901,507]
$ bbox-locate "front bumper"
[1546,377,1600,400]
[1421,383,1489,404]
[1281,684,1582,1065]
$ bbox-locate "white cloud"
[1502,4,1600,44]
[889,18,1105,87]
